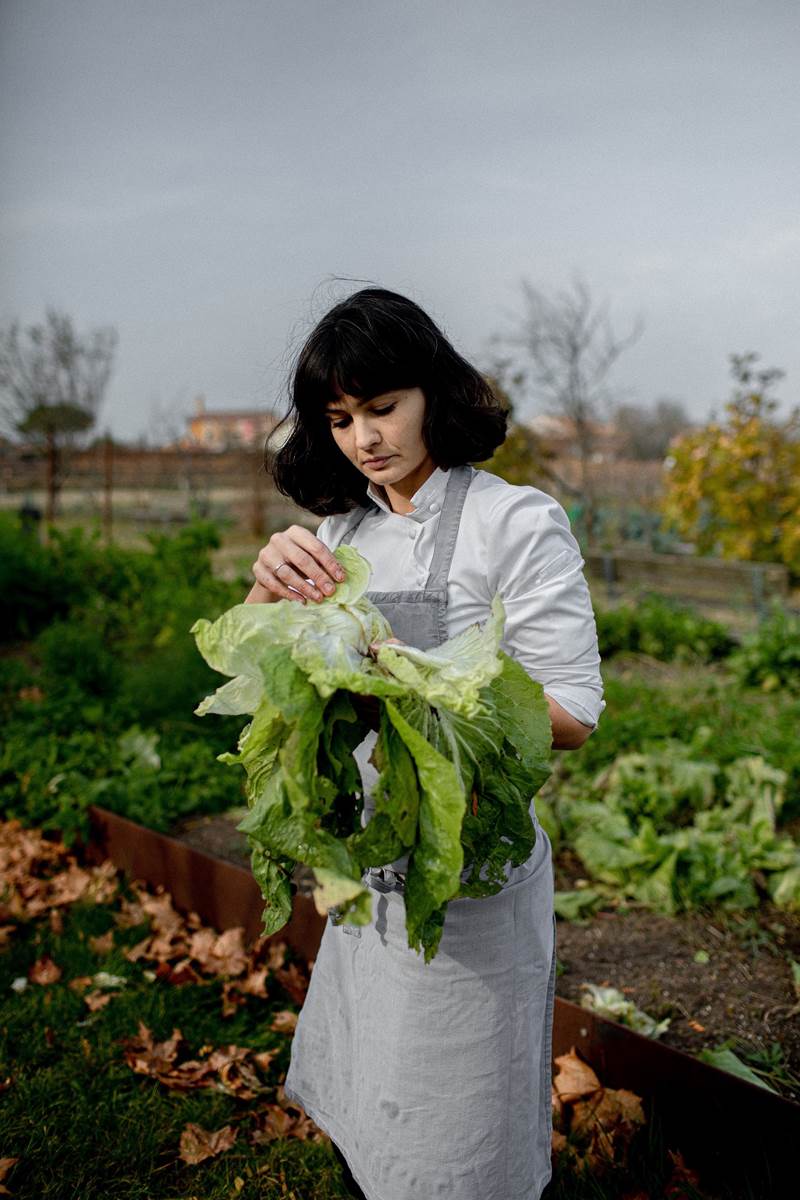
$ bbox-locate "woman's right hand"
[246,525,347,605]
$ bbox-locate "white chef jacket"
[316,465,605,729]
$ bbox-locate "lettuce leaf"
[193,545,552,960]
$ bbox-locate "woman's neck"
[382,458,437,514]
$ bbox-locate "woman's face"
[324,386,435,493]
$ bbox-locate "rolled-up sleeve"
[487,489,605,728]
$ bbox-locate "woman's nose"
[354,418,382,448]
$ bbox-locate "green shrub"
[595,595,736,663]
[36,620,121,699]
[728,601,800,694]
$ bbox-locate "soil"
[172,812,800,1102]
[554,848,800,1102]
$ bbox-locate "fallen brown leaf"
[28,955,62,985]
[120,1023,270,1097]
[188,926,248,977]
[178,1122,237,1165]
[221,982,247,1018]
[84,990,112,1012]
[275,961,309,1005]
[88,929,114,955]
[551,1130,569,1158]
[0,1156,20,1196]
[249,1099,325,1146]
[68,975,94,993]
[121,1022,184,1082]
[665,1149,704,1198]
[553,1047,601,1103]
[252,1049,278,1074]
[154,958,202,986]
[270,1010,297,1035]
[122,936,152,963]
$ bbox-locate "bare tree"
[0,309,117,521]
[613,397,694,461]
[497,278,642,543]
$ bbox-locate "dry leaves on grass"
[0,820,117,928]
[118,882,309,1014]
[248,1086,328,1146]
[551,1047,645,1173]
[178,1122,238,1165]
[120,1022,271,1099]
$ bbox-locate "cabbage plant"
[192,546,551,962]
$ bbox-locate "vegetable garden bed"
[86,803,799,1196]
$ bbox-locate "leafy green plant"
[728,600,800,693]
[594,595,736,663]
[552,745,799,916]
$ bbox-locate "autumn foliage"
[661,354,800,574]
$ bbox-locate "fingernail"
[322,582,334,594]
[336,569,346,581]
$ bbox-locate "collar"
[366,465,449,523]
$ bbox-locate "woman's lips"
[362,455,394,468]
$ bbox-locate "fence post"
[601,552,618,601]
[103,432,114,544]
[751,564,766,623]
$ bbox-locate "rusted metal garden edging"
[89,805,797,1188]
[553,997,795,1191]
[86,805,325,963]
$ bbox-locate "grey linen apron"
[283,466,557,1200]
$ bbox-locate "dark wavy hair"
[268,287,507,515]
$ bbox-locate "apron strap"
[425,465,474,590]
[337,465,474,589]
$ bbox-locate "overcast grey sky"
[1,0,798,440]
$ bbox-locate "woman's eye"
[373,404,396,416]
[331,419,349,429]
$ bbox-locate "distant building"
[526,413,624,462]
[183,395,279,450]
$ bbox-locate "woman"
[245,288,604,1200]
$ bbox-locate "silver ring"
[273,560,289,575]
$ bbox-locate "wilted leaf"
[122,937,152,963]
[553,1047,601,1103]
[252,1049,277,1073]
[29,955,62,985]
[697,1046,777,1093]
[84,990,112,1012]
[221,982,247,1017]
[270,1010,297,1034]
[121,1022,183,1082]
[551,1130,569,1158]
[275,962,309,1005]
[155,959,202,986]
[0,1157,20,1196]
[178,1122,237,1165]
[88,929,114,955]
[665,1149,703,1198]
[188,926,248,977]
